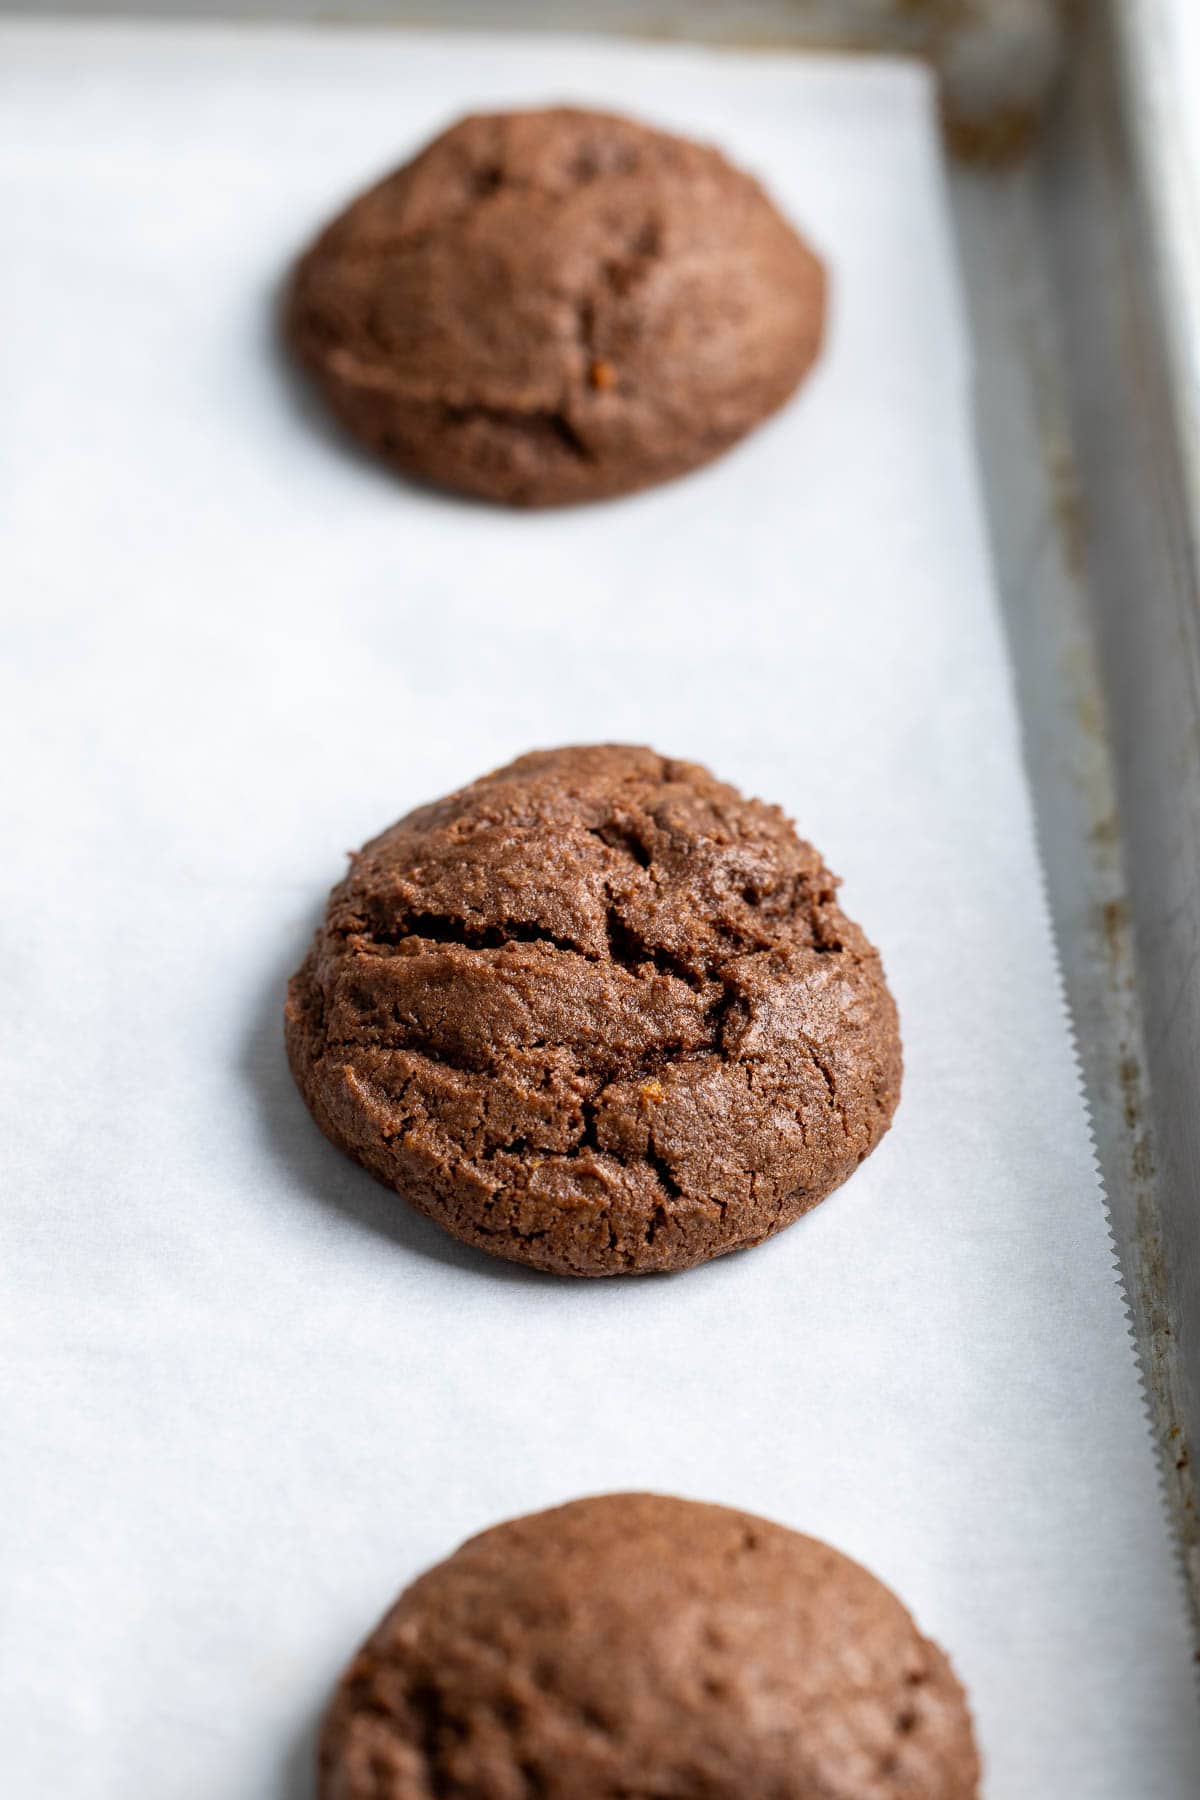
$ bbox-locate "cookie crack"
[576,1096,603,1158]
[570,1097,685,1220]
[805,1041,849,1139]
[705,975,745,1051]
[440,400,594,464]
[407,1678,466,1798]
[603,905,703,990]
[357,911,590,960]
[599,216,662,299]
[644,1141,683,1205]
[570,217,662,394]
[586,818,653,869]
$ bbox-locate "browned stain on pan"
[376,1,1070,163]
[1019,273,1200,1633]
[1095,888,1200,1616]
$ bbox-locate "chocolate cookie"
[319,1493,980,1799]
[285,745,900,1276]
[286,107,826,505]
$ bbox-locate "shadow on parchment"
[263,272,514,517]
[277,1705,320,1800]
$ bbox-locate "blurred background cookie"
[286,107,826,505]
[285,745,900,1275]
[319,1493,980,1798]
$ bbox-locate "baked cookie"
[319,1493,980,1799]
[286,107,826,505]
[285,745,900,1276]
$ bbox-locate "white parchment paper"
[1,23,1197,1798]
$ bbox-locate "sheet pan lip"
[0,0,1068,159]
[1105,0,1200,1620]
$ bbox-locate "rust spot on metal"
[499,0,1072,165]
[1118,1055,1140,1130]
[1103,898,1131,968]
[1042,439,1089,584]
[943,104,1041,167]
[1131,1135,1156,1184]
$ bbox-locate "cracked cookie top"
[285,745,901,1276]
[285,107,826,505]
[317,1493,980,1800]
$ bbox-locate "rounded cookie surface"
[319,1493,981,1800]
[285,745,900,1276]
[286,107,826,505]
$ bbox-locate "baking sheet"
[1,22,1197,1797]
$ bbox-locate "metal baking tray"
[10,0,1198,1695]
[398,0,1200,1641]
[57,0,1195,1637]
